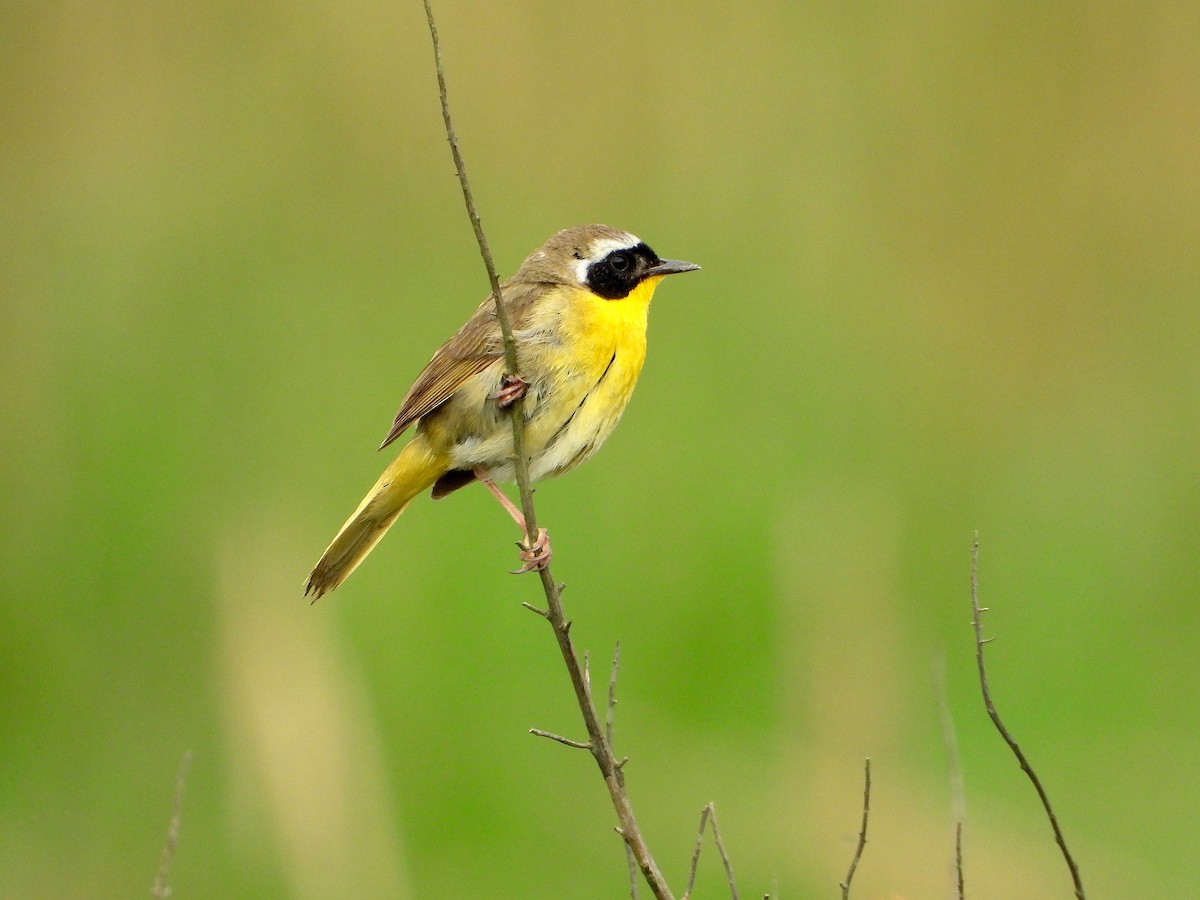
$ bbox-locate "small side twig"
[607,641,640,900]
[838,758,871,899]
[529,728,592,750]
[607,641,621,747]
[970,535,1086,900]
[151,750,193,900]
[681,802,739,900]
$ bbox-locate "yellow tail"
[305,434,447,599]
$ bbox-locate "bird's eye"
[608,252,631,273]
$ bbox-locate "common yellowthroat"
[305,224,699,598]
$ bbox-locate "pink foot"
[512,528,552,574]
[493,374,530,409]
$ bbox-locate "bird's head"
[520,224,700,300]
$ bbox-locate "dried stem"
[955,822,965,900]
[626,843,642,900]
[933,654,966,898]
[681,803,739,900]
[529,728,592,750]
[607,641,621,747]
[151,750,193,899]
[421,3,672,896]
[838,758,871,899]
[608,641,640,898]
[970,535,1086,900]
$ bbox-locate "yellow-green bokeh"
[2,2,1198,897]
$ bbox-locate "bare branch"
[970,535,1086,900]
[838,758,871,899]
[681,803,739,900]
[151,750,193,900]
[421,4,673,896]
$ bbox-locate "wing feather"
[378,279,546,449]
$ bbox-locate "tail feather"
[306,435,446,599]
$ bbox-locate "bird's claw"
[510,528,551,574]
[493,374,530,409]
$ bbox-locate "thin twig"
[681,803,739,900]
[625,843,641,900]
[151,750,193,899]
[933,654,966,898]
[682,805,708,900]
[529,728,592,750]
[838,758,871,899]
[420,1,534,526]
[707,805,738,899]
[955,822,965,900]
[421,4,673,897]
[970,535,1086,900]
[607,641,621,747]
[608,641,640,899]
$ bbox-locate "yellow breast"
[520,275,663,480]
[432,276,665,483]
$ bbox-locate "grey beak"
[647,258,701,277]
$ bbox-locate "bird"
[305,224,699,599]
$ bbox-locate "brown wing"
[377,279,546,449]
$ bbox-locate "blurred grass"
[2,1,1198,897]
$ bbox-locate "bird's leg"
[473,468,552,573]
[492,374,530,410]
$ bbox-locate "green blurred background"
[3,2,1198,897]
